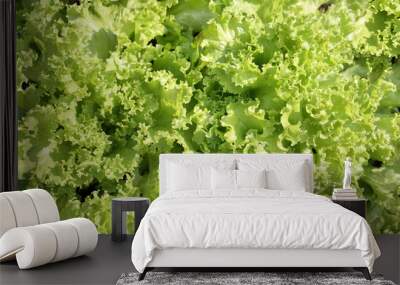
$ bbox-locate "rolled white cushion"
[0,189,60,239]
[42,221,79,262]
[0,219,98,269]
[63,218,98,257]
[0,196,17,237]
[0,226,57,269]
[0,191,39,227]
[23,189,60,224]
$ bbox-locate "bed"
[131,154,380,280]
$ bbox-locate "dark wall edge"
[0,0,17,192]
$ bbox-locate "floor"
[0,235,134,285]
[0,234,398,285]
[374,234,400,284]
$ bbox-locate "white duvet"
[131,190,380,273]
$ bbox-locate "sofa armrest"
[0,218,98,269]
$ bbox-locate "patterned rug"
[116,271,396,285]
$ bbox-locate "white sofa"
[0,189,98,269]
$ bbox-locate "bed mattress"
[131,190,380,273]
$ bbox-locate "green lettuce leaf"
[17,0,400,233]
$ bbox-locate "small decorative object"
[342,157,352,190]
[332,158,358,200]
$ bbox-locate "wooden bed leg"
[138,268,148,281]
[354,267,371,280]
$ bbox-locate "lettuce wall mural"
[17,0,399,233]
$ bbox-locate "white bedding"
[131,190,380,273]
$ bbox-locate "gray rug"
[116,272,396,285]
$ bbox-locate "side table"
[112,197,150,242]
[332,198,367,218]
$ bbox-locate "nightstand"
[332,198,367,218]
[111,197,150,242]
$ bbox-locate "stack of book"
[332,188,358,200]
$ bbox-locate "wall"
[0,0,18,192]
[16,0,400,233]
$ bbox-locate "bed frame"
[139,154,371,280]
[140,248,370,280]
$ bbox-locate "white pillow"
[266,167,307,191]
[211,168,236,190]
[211,169,268,190]
[236,169,267,189]
[166,159,236,192]
[167,163,211,191]
[238,159,308,191]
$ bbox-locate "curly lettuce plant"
[17,0,400,233]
